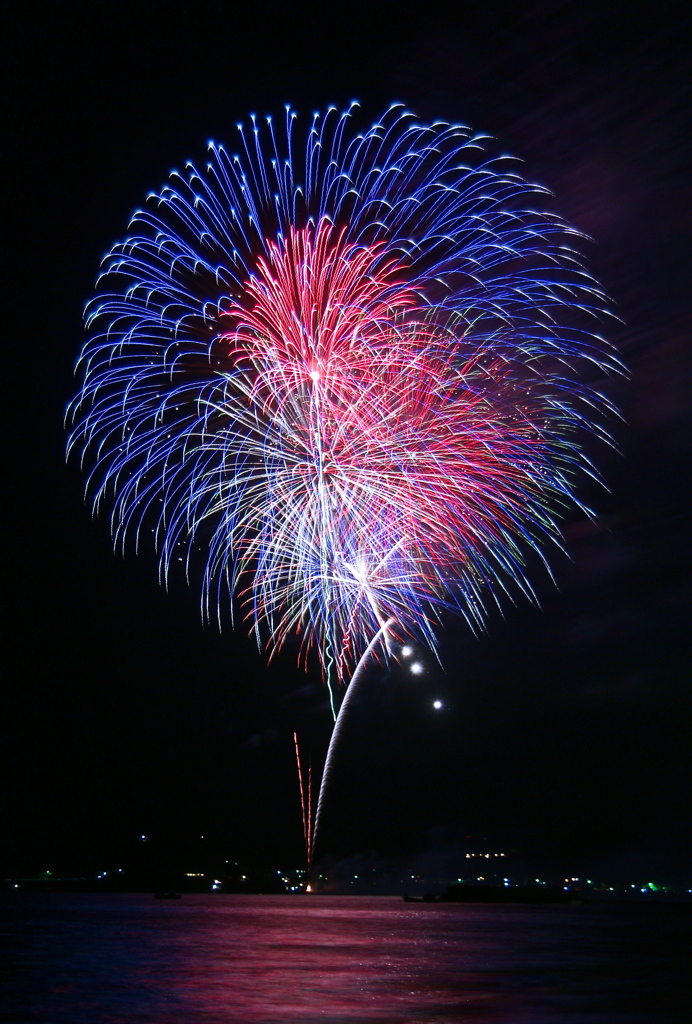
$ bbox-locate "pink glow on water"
[3,894,688,1022]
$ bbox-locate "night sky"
[6,0,691,883]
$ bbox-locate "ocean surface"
[1,894,690,1022]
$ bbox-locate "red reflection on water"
[3,894,689,1022]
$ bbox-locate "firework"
[294,732,313,865]
[68,103,621,701]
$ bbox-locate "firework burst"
[68,103,621,694]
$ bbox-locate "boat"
[405,885,584,904]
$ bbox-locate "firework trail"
[313,617,395,857]
[294,731,313,865]
[294,731,308,863]
[67,104,621,854]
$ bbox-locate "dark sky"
[6,0,691,881]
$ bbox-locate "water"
[1,894,690,1022]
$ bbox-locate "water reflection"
[2,895,690,1022]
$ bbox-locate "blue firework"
[67,103,622,682]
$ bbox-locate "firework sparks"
[70,109,624,875]
[68,104,621,703]
[68,103,624,862]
